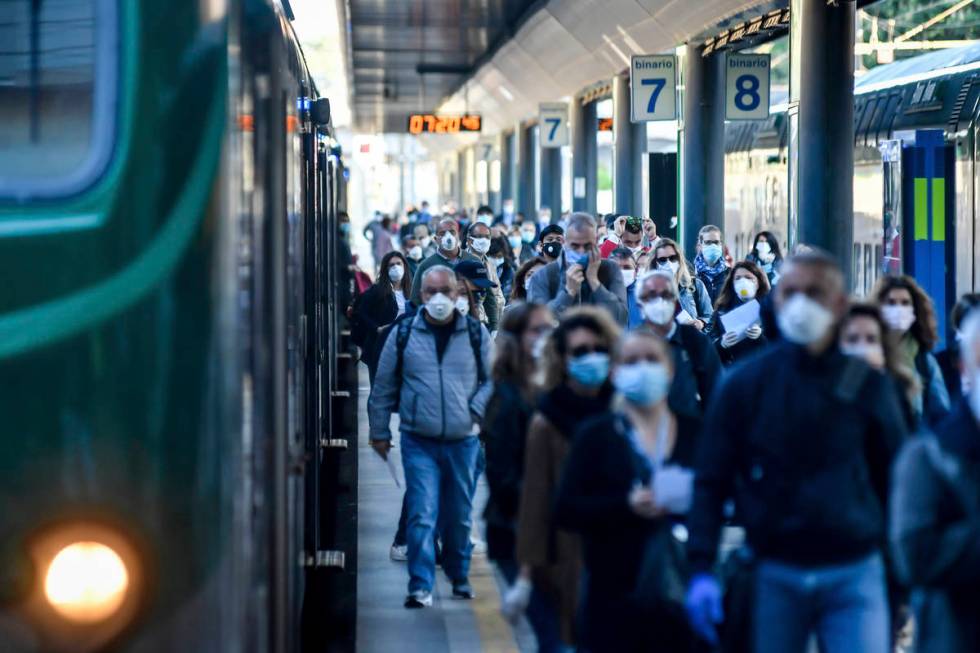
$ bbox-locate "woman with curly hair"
[507,306,621,650]
[873,275,951,426]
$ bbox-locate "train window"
[0,0,117,199]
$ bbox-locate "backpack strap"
[393,317,413,384]
[466,316,487,384]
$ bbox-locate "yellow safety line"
[469,553,519,653]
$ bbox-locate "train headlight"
[44,541,129,623]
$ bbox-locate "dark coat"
[708,300,770,366]
[482,380,534,561]
[355,283,399,373]
[890,401,980,653]
[688,343,908,572]
[555,411,701,652]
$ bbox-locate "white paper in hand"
[675,309,696,325]
[385,454,402,489]
[720,299,760,336]
[653,465,694,514]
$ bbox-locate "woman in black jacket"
[555,330,702,653]
[708,261,771,365]
[355,250,412,383]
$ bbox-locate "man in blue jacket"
[369,265,493,609]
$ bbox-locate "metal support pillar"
[540,146,562,217]
[456,150,466,208]
[571,99,598,214]
[518,123,536,218]
[613,73,645,216]
[793,0,855,282]
[681,44,726,257]
[501,130,516,210]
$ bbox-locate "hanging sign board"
[630,55,677,122]
[725,54,770,120]
[539,102,569,148]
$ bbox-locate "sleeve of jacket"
[590,261,628,325]
[555,425,636,531]
[483,281,500,331]
[694,278,714,321]
[409,257,426,306]
[356,287,383,332]
[925,352,952,424]
[697,331,724,404]
[516,415,556,568]
[866,372,908,506]
[367,327,401,441]
[468,324,494,420]
[483,386,526,516]
[890,438,980,587]
[687,371,743,573]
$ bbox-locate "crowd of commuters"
[353,202,980,652]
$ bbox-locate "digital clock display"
[407,114,482,134]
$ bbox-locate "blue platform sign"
[726,54,770,120]
[539,102,569,148]
[630,55,677,122]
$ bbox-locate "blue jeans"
[754,552,889,653]
[401,432,479,593]
[497,559,571,653]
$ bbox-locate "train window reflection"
[0,0,116,198]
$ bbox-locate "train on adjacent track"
[0,1,357,651]
[725,43,980,332]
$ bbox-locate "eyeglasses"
[655,255,679,265]
[569,344,609,357]
[639,291,676,302]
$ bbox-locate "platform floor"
[356,366,533,652]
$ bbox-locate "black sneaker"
[404,590,433,608]
[452,580,474,600]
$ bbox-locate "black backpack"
[391,315,487,397]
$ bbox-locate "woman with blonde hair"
[651,237,713,331]
[504,306,621,650]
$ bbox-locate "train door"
[897,130,956,349]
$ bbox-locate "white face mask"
[621,269,636,286]
[734,277,758,300]
[882,304,916,332]
[470,237,491,255]
[642,298,675,326]
[407,246,423,260]
[387,264,404,283]
[477,214,493,226]
[454,297,470,316]
[439,232,458,251]
[420,236,432,248]
[777,293,835,345]
[489,256,504,269]
[755,241,772,258]
[658,260,680,276]
[628,246,644,257]
[425,293,454,321]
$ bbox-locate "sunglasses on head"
[569,344,609,358]
[655,254,680,265]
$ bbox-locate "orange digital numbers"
[407,114,482,134]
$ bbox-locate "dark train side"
[0,1,358,652]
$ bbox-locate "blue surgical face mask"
[564,247,589,267]
[702,243,722,265]
[567,352,610,388]
[339,222,351,234]
[613,362,670,406]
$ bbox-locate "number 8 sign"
[630,55,677,122]
[726,54,770,120]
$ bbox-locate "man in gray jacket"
[369,265,492,609]
[527,212,628,325]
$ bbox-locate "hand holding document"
[720,299,761,336]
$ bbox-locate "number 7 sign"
[630,55,677,122]
[539,102,569,148]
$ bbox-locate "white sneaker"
[404,590,433,608]
[390,544,408,562]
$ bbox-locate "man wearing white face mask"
[369,265,492,609]
[410,218,463,306]
[636,270,722,421]
[610,248,643,329]
[889,308,980,653]
[686,251,908,653]
[461,221,503,331]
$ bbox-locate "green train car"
[0,1,358,651]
